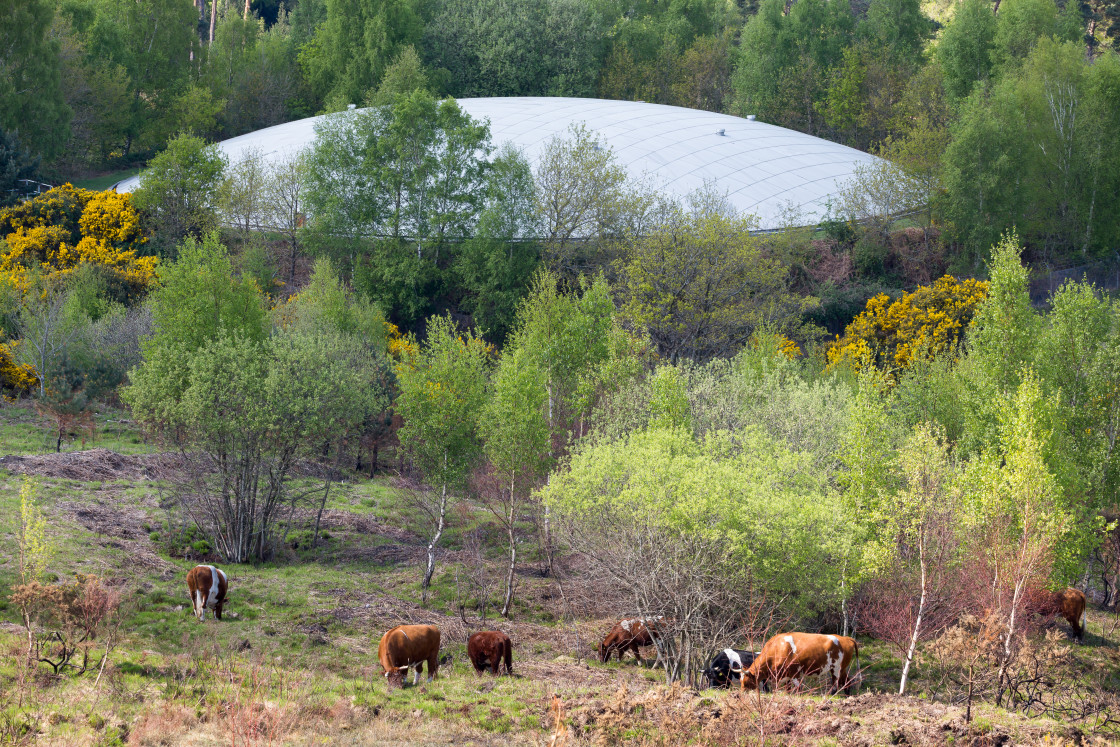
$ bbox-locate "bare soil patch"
[0,448,173,481]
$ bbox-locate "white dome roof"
[116,97,880,230]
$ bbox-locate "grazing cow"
[599,616,663,664]
[378,624,441,688]
[186,565,228,621]
[702,648,761,689]
[1046,588,1088,641]
[740,633,859,695]
[467,631,513,675]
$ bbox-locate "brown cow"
[378,624,441,688]
[467,631,513,675]
[186,565,228,621]
[740,633,859,695]
[599,617,662,664]
[1044,588,1088,641]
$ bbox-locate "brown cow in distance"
[468,631,513,675]
[186,565,228,621]
[599,617,663,664]
[740,633,859,695]
[1036,588,1088,641]
[378,624,441,688]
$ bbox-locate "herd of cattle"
[186,565,1090,693]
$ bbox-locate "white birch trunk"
[899,524,927,695]
[501,477,516,617]
[422,481,447,595]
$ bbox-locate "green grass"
[0,406,1116,745]
[0,402,153,455]
[70,169,141,192]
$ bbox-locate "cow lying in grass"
[739,633,859,695]
[378,624,441,689]
[186,565,227,622]
[467,630,513,675]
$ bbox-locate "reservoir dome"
[115,97,881,230]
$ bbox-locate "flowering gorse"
[828,275,989,373]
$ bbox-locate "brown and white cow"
[740,632,859,695]
[186,565,228,621]
[599,617,663,664]
[467,630,513,675]
[378,624,441,688]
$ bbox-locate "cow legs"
[413,662,423,685]
[214,600,223,621]
[428,653,439,682]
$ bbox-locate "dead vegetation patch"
[555,684,1108,746]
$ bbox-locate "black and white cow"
[702,648,760,688]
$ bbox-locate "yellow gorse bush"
[386,322,417,360]
[828,275,989,372]
[0,185,156,297]
[0,339,38,398]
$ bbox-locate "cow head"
[383,666,408,689]
[739,669,759,692]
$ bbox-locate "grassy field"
[0,405,1116,745]
[70,170,141,192]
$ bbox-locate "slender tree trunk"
[312,479,332,548]
[209,0,217,43]
[899,525,927,695]
[542,383,555,576]
[422,481,448,603]
[243,0,250,19]
[501,477,516,617]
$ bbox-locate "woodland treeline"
[4,0,1120,269]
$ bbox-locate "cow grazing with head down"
[467,631,513,675]
[186,565,228,621]
[740,633,859,695]
[599,617,663,664]
[1043,588,1088,641]
[378,624,441,688]
[702,648,760,689]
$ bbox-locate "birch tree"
[875,422,960,695]
[395,315,489,603]
[480,347,549,617]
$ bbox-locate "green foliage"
[453,144,540,342]
[422,0,603,98]
[617,197,818,363]
[937,0,997,101]
[534,124,632,275]
[298,0,424,107]
[481,346,549,485]
[0,130,41,207]
[0,0,70,160]
[130,134,227,253]
[18,478,51,584]
[545,425,849,618]
[395,314,490,491]
[306,90,492,322]
[367,45,431,105]
[147,232,267,352]
[276,258,387,351]
[732,0,853,135]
